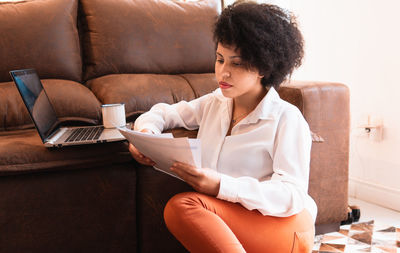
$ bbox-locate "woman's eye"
[216,59,224,63]
[233,62,242,66]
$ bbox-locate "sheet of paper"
[118,127,201,181]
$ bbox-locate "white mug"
[101,103,126,128]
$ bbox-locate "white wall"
[290,0,400,211]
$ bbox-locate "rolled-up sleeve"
[134,93,213,133]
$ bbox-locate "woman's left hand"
[170,162,221,196]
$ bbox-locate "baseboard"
[349,177,400,212]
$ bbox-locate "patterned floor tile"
[314,221,400,253]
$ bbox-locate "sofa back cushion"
[80,0,220,81]
[0,0,82,82]
[0,80,102,131]
[86,73,218,122]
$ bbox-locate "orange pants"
[164,192,315,253]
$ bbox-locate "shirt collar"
[245,86,281,123]
[214,86,282,124]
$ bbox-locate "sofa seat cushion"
[0,0,82,82]
[0,129,132,175]
[80,0,220,80]
[86,73,218,121]
[0,79,102,131]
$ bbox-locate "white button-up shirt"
[134,87,318,222]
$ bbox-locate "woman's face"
[215,43,264,101]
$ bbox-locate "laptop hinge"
[45,127,67,144]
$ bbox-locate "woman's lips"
[219,81,232,89]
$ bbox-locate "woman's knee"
[163,192,202,228]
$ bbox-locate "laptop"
[10,69,126,147]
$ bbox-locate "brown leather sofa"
[0,0,349,252]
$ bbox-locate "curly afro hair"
[213,1,304,88]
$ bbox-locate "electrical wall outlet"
[358,115,383,142]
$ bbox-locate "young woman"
[129,2,317,252]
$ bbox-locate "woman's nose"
[220,64,231,79]
[222,71,231,79]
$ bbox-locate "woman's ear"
[259,69,271,80]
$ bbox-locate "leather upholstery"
[0,80,102,131]
[0,128,137,252]
[86,73,218,121]
[0,82,33,130]
[281,81,350,225]
[0,129,132,174]
[87,74,197,121]
[137,167,193,253]
[0,162,137,253]
[180,73,219,98]
[80,0,219,81]
[44,80,102,124]
[0,0,82,82]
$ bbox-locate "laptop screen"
[10,69,59,142]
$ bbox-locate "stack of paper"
[118,127,201,181]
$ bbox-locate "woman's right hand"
[128,129,156,166]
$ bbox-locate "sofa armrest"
[280,81,350,227]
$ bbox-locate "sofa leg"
[315,223,340,235]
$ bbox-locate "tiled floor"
[312,198,400,252]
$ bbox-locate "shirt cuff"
[133,123,162,135]
[216,174,239,203]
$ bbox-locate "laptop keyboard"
[65,126,104,142]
